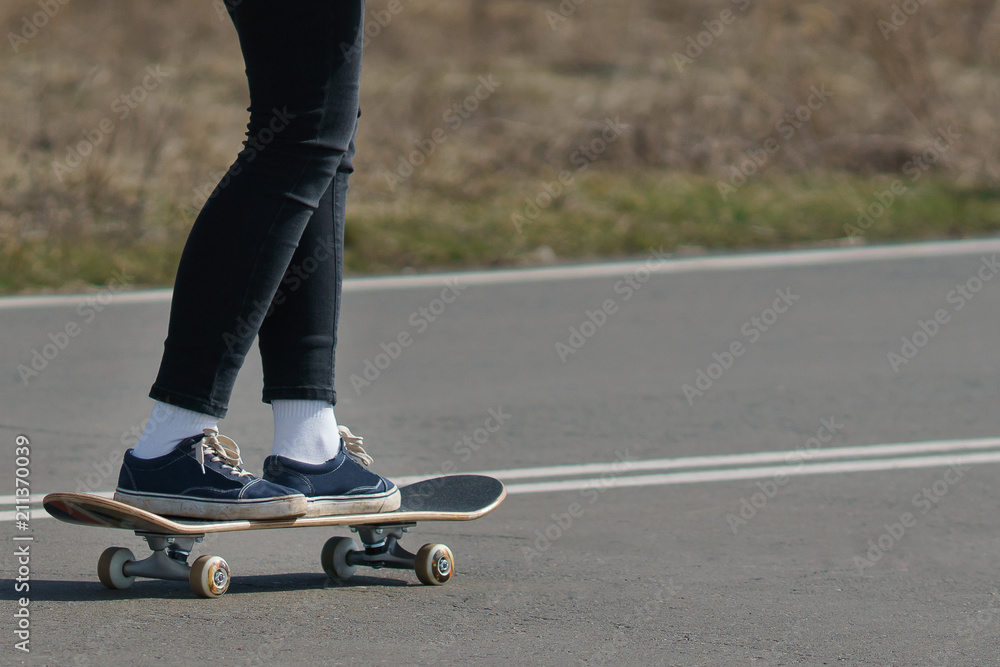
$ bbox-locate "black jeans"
[150,0,365,418]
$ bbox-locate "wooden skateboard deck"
[44,474,505,534]
[43,474,505,597]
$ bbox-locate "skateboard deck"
[43,474,505,597]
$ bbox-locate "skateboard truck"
[126,533,203,582]
[97,532,231,598]
[324,522,455,586]
[349,523,417,570]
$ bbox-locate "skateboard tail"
[45,497,141,530]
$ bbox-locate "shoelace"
[196,428,254,477]
[339,425,373,467]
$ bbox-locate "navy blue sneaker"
[263,426,400,517]
[115,428,308,520]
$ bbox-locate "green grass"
[343,170,1000,274]
[5,170,997,293]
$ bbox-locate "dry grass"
[2,0,1000,291]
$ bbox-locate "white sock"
[271,400,341,465]
[131,402,219,460]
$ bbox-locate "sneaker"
[263,425,401,517]
[115,428,308,521]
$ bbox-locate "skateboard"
[43,474,505,598]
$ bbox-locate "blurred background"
[2,0,1000,293]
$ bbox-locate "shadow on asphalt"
[0,573,413,601]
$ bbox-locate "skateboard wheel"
[97,547,136,590]
[189,555,230,598]
[415,543,454,585]
[321,536,359,580]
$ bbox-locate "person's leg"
[251,65,398,516]
[261,164,347,466]
[118,0,368,519]
[258,158,348,410]
[149,0,365,419]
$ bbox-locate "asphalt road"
[4,239,1000,666]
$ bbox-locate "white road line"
[0,288,172,310]
[456,437,1000,482]
[504,450,1000,495]
[330,238,1000,291]
[4,238,1000,310]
